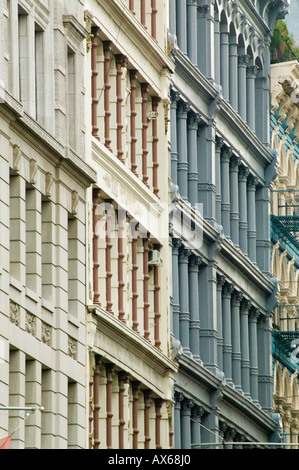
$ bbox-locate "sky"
[285,0,299,45]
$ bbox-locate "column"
[10,173,26,283]
[181,398,193,449]
[197,3,214,80]
[93,356,101,449]
[191,406,204,449]
[26,187,42,295]
[141,83,149,187]
[255,73,268,144]
[215,136,224,226]
[132,381,140,449]
[91,28,99,140]
[222,282,234,387]
[144,390,151,449]
[249,308,260,407]
[246,65,258,132]
[8,0,19,97]
[152,96,161,197]
[178,247,191,356]
[189,255,201,363]
[25,360,42,449]
[198,263,218,374]
[118,372,128,449]
[155,399,163,450]
[129,0,135,14]
[9,350,26,448]
[187,112,200,207]
[197,123,216,224]
[103,41,112,152]
[130,70,138,176]
[221,147,232,239]
[231,291,243,394]
[141,0,146,27]
[105,202,113,314]
[169,0,176,35]
[176,0,187,54]
[229,35,238,109]
[238,165,249,256]
[106,364,114,449]
[117,210,126,323]
[170,90,180,184]
[172,239,182,340]
[216,274,226,371]
[256,185,271,276]
[229,155,240,248]
[240,299,251,401]
[187,0,198,65]
[220,24,229,100]
[115,54,128,163]
[143,235,150,341]
[174,391,183,449]
[132,232,139,333]
[151,0,157,40]
[19,11,35,116]
[238,54,249,122]
[154,244,161,350]
[257,314,273,413]
[247,175,258,265]
[177,101,190,201]
[213,8,220,85]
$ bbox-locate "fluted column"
[115,54,128,164]
[246,65,258,132]
[170,90,180,184]
[238,165,249,256]
[189,255,201,363]
[257,314,273,413]
[172,238,182,340]
[130,70,138,176]
[187,0,198,65]
[229,37,238,110]
[174,391,184,449]
[132,381,141,449]
[231,291,243,394]
[229,155,240,247]
[238,55,249,121]
[215,136,224,226]
[216,274,226,371]
[221,147,232,239]
[181,398,193,449]
[176,0,187,54]
[240,299,252,401]
[220,25,229,100]
[247,175,258,265]
[249,308,260,407]
[222,282,234,387]
[179,247,192,356]
[144,390,151,449]
[177,101,190,201]
[103,41,112,152]
[187,112,200,207]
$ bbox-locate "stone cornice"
[92,138,165,244]
[0,86,97,188]
[91,0,174,84]
[178,354,277,434]
[87,305,178,397]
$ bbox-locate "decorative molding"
[68,336,78,360]
[25,311,36,336]
[12,144,22,172]
[41,322,52,346]
[9,301,20,326]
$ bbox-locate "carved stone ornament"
[9,301,20,326]
[25,311,36,336]
[68,336,78,360]
[41,322,52,346]
[13,144,21,172]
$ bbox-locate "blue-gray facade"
[169,0,288,448]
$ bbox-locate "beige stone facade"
[0,0,175,449]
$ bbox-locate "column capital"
[240,298,252,314]
[221,146,233,163]
[181,398,194,415]
[247,175,259,190]
[238,54,250,67]
[230,155,241,171]
[177,100,191,118]
[115,54,128,68]
[217,274,226,289]
[191,405,205,421]
[179,246,192,261]
[247,65,259,79]
[188,111,202,130]
[222,282,234,298]
[170,89,180,106]
[238,165,250,182]
[232,290,243,307]
[189,254,202,271]
[174,391,184,407]
[249,307,260,322]
[172,238,182,253]
[129,69,138,81]
[216,135,225,151]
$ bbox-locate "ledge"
[87,304,178,389]
[0,86,97,188]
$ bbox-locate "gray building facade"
[168,0,288,448]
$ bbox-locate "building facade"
[270,60,299,447]
[168,0,288,448]
[0,0,176,449]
